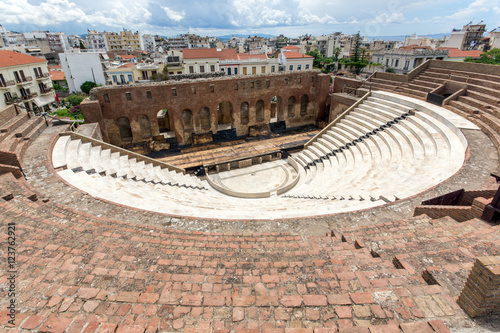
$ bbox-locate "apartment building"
[0,50,55,112]
[85,30,109,51]
[106,29,142,51]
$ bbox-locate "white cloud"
[0,0,152,28]
[161,6,185,22]
[373,12,405,24]
[444,0,497,21]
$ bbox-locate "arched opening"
[117,117,133,141]
[138,114,152,138]
[182,109,193,131]
[300,94,309,116]
[240,102,249,124]
[270,96,282,123]
[217,101,233,130]
[287,96,296,118]
[157,109,171,133]
[200,107,211,129]
[256,100,264,122]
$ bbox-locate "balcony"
[5,96,20,105]
[40,87,54,95]
[21,92,38,101]
[35,73,50,80]
[0,80,15,88]
[16,76,33,85]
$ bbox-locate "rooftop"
[182,48,238,60]
[282,51,313,59]
[0,50,46,68]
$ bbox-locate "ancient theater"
[0,60,499,331]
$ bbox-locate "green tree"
[79,40,86,49]
[65,94,85,107]
[332,47,342,61]
[464,48,500,65]
[151,65,170,81]
[80,81,97,94]
[348,32,369,75]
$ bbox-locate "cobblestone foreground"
[0,123,498,332]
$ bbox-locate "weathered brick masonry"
[81,71,331,146]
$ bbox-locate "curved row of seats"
[288,91,469,202]
[50,91,471,220]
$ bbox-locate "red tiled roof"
[120,55,136,59]
[282,52,313,59]
[436,47,483,58]
[0,50,46,68]
[182,48,238,60]
[50,71,65,81]
[48,65,62,70]
[282,45,300,50]
[237,53,268,60]
[119,63,134,68]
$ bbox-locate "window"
[261,66,265,74]
[395,59,399,67]
[120,75,126,84]
[227,68,232,75]
[125,92,131,100]
[13,71,21,83]
[305,64,310,70]
[243,67,247,75]
[0,74,5,87]
[297,65,302,70]
[146,91,152,98]
[289,65,293,71]
[189,66,194,74]
[210,65,215,72]
[200,65,205,73]
[234,68,238,75]
[271,66,275,72]
[252,67,256,75]
[385,59,389,66]
[128,74,133,82]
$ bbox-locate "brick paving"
[1,163,499,331]
[1,62,500,331]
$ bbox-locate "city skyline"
[0,0,499,38]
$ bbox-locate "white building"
[141,34,156,53]
[46,32,69,52]
[0,50,55,112]
[372,47,448,74]
[85,30,109,51]
[279,52,313,71]
[59,49,109,93]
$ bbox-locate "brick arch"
[83,72,330,146]
[287,96,296,118]
[117,117,132,141]
[182,109,193,131]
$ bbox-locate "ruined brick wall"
[0,105,20,127]
[413,196,493,222]
[458,256,500,317]
[81,71,330,146]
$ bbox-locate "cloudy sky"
[0,0,499,37]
